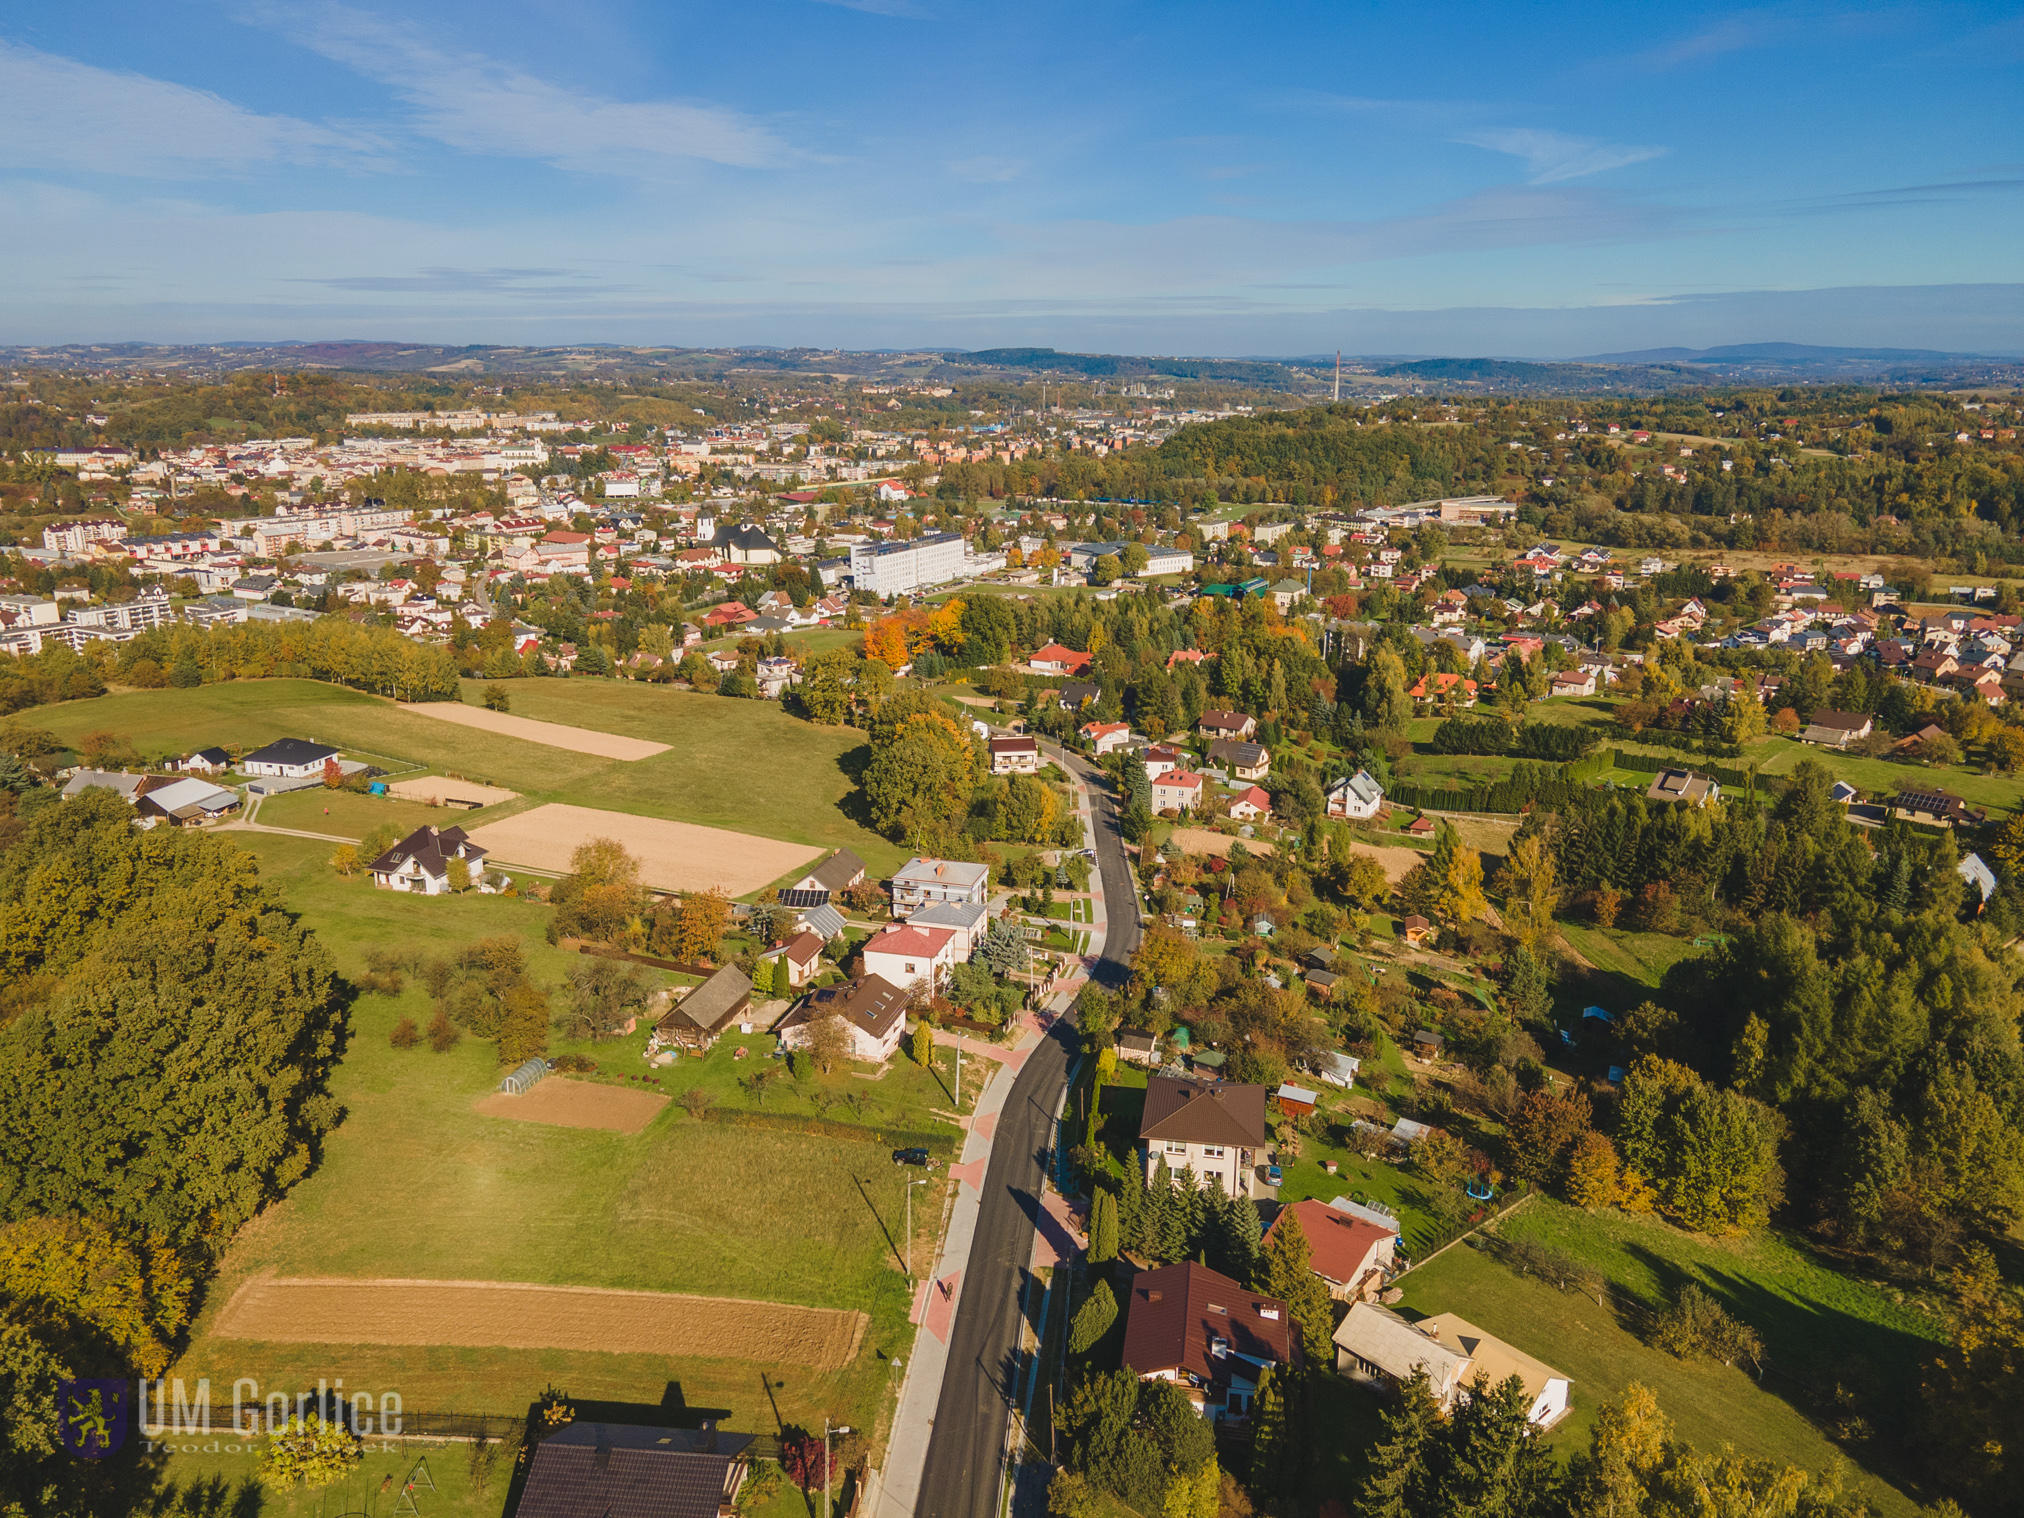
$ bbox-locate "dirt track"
[214,1277,866,1369]
[466,803,822,896]
[476,1077,667,1133]
[398,702,670,760]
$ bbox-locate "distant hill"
[1581,342,1993,364]
[960,348,1302,386]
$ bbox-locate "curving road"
[913,746,1141,1518]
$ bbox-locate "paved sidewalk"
[870,749,1105,1518]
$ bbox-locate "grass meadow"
[22,676,909,885]
[1395,1199,1941,1517]
[162,831,957,1496]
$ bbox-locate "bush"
[551,1053,598,1073]
[1069,1279,1118,1354]
[788,1049,813,1081]
[427,1004,460,1053]
[1648,1284,1763,1367]
[389,1017,421,1049]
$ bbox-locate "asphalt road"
[913,747,1141,1518]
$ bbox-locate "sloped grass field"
[172,833,951,1454]
[1394,1200,1940,1517]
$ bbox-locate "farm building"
[134,777,241,826]
[652,966,754,1052]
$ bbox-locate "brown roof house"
[366,825,490,896]
[1645,768,1720,806]
[651,965,753,1053]
[778,849,867,908]
[1800,709,1874,748]
[1266,1199,1397,1301]
[1198,710,1257,740]
[775,973,910,1065]
[1121,1262,1295,1425]
[1139,1075,1270,1197]
[1206,738,1271,782]
[765,930,828,991]
[514,1422,754,1518]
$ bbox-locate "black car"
[892,1147,932,1168]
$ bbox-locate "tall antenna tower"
[1333,350,1341,403]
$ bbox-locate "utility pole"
[824,1420,852,1518]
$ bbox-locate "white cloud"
[261,3,788,173]
[1456,128,1666,184]
[0,40,382,176]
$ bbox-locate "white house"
[906,900,991,954]
[1082,721,1132,755]
[1326,770,1385,820]
[240,738,340,779]
[776,974,911,1064]
[1153,770,1205,815]
[989,736,1041,774]
[1143,743,1184,781]
[1138,1075,1269,1197]
[366,824,492,895]
[859,921,961,993]
[890,857,991,912]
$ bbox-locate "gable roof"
[367,824,485,880]
[1121,1262,1293,1382]
[1266,1200,1392,1288]
[1139,1075,1269,1148]
[515,1422,754,1518]
[1332,1301,1472,1386]
[805,849,866,893]
[1198,709,1252,731]
[1207,738,1268,767]
[864,923,958,961]
[798,902,846,940]
[778,973,909,1043]
[1417,1313,1569,1401]
[661,965,753,1035]
[781,930,826,967]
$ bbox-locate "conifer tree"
[1353,1370,1441,1518]
[1087,1189,1119,1265]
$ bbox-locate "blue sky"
[3,1,2022,355]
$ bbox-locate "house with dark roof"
[778,849,867,908]
[513,1421,753,1518]
[767,930,828,990]
[1053,680,1100,710]
[651,965,754,1052]
[367,824,490,895]
[240,737,340,778]
[1198,710,1257,740]
[1139,1074,1269,1196]
[175,746,232,775]
[775,973,910,1064]
[1206,738,1270,781]
[1800,709,1874,748]
[1121,1262,1294,1424]
[1891,787,1985,829]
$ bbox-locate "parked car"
[892,1147,933,1168]
[1265,1162,1283,1185]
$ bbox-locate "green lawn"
[1394,1200,1940,1517]
[22,677,910,883]
[1553,922,1707,1000]
[254,787,482,839]
[1747,734,2024,813]
[174,833,954,1448]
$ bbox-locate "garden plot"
[465,803,822,897]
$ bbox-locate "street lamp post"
[824,1419,853,1518]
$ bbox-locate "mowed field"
[21,676,910,883]
[171,831,947,1439]
[467,803,821,896]
[215,1278,866,1369]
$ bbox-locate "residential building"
[1646,769,1720,806]
[60,770,151,803]
[366,824,493,894]
[768,931,828,990]
[1228,785,1270,821]
[1082,721,1132,755]
[1153,770,1205,815]
[1332,1301,1474,1404]
[1143,743,1185,781]
[1207,738,1270,781]
[175,747,232,775]
[850,532,965,595]
[1891,787,1984,829]
[1139,1074,1269,1196]
[1029,642,1094,676]
[514,1422,753,1518]
[42,519,128,555]
[890,857,991,911]
[1266,1200,1396,1301]
[907,899,991,954]
[778,849,867,907]
[990,735,1041,774]
[1326,770,1385,820]
[1800,709,1874,748]
[1121,1262,1295,1424]
[651,966,754,1052]
[1198,710,1256,740]
[711,523,783,565]
[775,973,910,1064]
[859,921,961,993]
[239,738,340,778]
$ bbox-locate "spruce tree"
[1087,1188,1119,1265]
[1354,1370,1441,1518]
[1256,1209,1335,1367]
[1247,1365,1287,1498]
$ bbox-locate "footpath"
[869,752,1107,1518]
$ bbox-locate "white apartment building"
[850,532,967,596]
[42,519,129,555]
